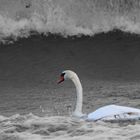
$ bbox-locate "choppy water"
[1,1,140,139]
[0,114,140,140]
[0,80,140,140]
[1,0,140,43]
[0,31,140,139]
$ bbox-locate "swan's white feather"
[87,105,140,121]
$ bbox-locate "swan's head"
[57,70,77,84]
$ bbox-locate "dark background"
[1,31,140,89]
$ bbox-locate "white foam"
[0,0,140,43]
[0,113,140,140]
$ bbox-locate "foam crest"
[0,0,140,43]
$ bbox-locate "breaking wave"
[1,0,140,43]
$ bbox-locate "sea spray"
[0,0,140,43]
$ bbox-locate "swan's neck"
[71,75,84,117]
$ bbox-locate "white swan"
[58,70,140,121]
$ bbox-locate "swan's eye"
[61,73,65,77]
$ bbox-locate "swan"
[58,70,140,121]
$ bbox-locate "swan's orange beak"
[57,76,64,84]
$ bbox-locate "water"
[1,0,140,43]
[1,1,140,139]
[1,79,140,139]
[0,114,140,140]
[0,33,140,139]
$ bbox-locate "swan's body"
[58,70,140,121]
[88,105,140,121]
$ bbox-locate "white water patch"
[0,113,140,140]
[1,0,140,43]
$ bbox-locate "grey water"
[0,0,140,140]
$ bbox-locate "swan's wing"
[87,105,140,121]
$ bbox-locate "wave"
[0,0,140,43]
